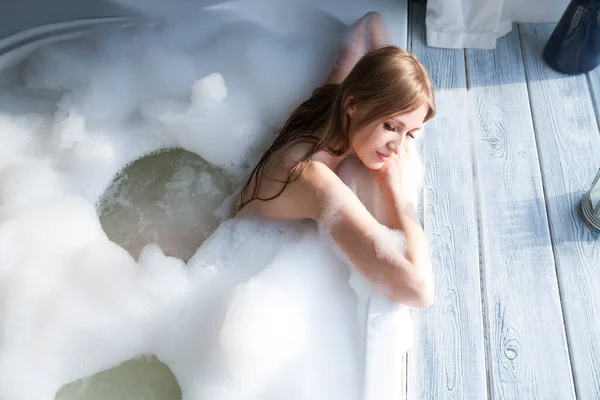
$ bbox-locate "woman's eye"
[384,122,395,131]
[408,133,415,139]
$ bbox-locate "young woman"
[237,11,436,308]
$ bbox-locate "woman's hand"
[370,153,411,207]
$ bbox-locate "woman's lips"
[377,151,391,161]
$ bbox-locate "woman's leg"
[324,12,390,85]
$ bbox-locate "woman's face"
[347,101,429,170]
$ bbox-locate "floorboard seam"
[463,47,493,400]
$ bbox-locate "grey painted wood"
[407,4,487,399]
[520,23,600,399]
[587,55,600,130]
[399,4,408,399]
[466,27,575,399]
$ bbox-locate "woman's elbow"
[411,277,435,308]
[388,271,434,308]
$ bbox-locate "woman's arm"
[243,159,434,308]
[315,163,433,308]
[324,11,391,85]
[383,189,433,302]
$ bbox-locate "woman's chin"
[369,158,387,170]
[345,153,383,171]
[362,157,383,169]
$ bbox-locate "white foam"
[0,160,65,207]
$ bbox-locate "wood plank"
[466,26,575,399]
[407,4,487,399]
[587,52,600,130]
[398,4,409,398]
[520,23,600,399]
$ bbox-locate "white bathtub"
[0,1,410,399]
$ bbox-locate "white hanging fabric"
[425,0,569,49]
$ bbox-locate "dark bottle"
[542,0,600,74]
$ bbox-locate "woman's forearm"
[385,188,433,281]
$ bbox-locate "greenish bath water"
[97,148,233,262]
[55,356,181,400]
[55,149,233,399]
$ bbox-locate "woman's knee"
[363,11,382,20]
[362,11,384,26]
[363,11,389,46]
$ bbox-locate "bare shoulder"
[238,145,342,221]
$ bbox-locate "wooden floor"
[407,3,600,399]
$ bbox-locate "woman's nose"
[386,136,405,154]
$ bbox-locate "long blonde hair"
[238,45,435,210]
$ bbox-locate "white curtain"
[425,0,570,49]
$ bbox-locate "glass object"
[543,0,600,74]
[582,168,600,231]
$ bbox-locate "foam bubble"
[191,73,228,107]
[0,160,64,206]
[372,225,407,264]
[219,279,308,382]
[0,112,50,167]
